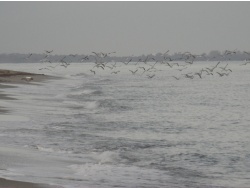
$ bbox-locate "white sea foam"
[36,145,73,154]
[0,115,30,122]
[91,151,120,164]
[84,101,99,109]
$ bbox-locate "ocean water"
[0,61,250,188]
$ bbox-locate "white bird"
[21,76,33,82]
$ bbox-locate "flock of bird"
[25,50,250,80]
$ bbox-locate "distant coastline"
[0,50,249,63]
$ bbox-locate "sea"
[0,61,249,188]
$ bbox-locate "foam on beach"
[0,115,30,122]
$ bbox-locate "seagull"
[111,71,120,74]
[149,61,159,69]
[216,72,224,77]
[43,54,49,59]
[219,64,232,72]
[216,72,229,77]
[45,50,53,54]
[185,60,194,65]
[200,68,212,75]
[129,69,138,75]
[124,58,132,65]
[194,72,202,79]
[176,67,187,71]
[224,50,237,55]
[39,67,51,71]
[26,53,32,59]
[21,76,33,82]
[80,56,89,61]
[163,50,170,55]
[105,65,113,70]
[60,56,67,61]
[93,63,105,70]
[172,76,180,80]
[164,57,173,61]
[135,58,142,65]
[166,62,174,68]
[143,55,150,64]
[108,51,116,55]
[60,64,69,68]
[92,52,103,58]
[206,61,220,72]
[183,73,194,79]
[69,54,77,57]
[240,61,250,66]
[101,52,116,57]
[147,74,155,79]
[138,67,146,71]
[90,70,96,74]
[141,67,152,75]
[182,52,196,60]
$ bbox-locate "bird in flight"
[194,72,202,79]
[111,71,120,74]
[172,76,180,80]
[90,69,96,74]
[26,53,32,59]
[241,61,250,66]
[129,69,138,75]
[216,72,229,77]
[206,61,220,72]
[147,74,155,79]
[21,76,34,82]
[45,50,53,54]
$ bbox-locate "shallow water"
[0,62,250,188]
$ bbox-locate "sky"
[0,2,250,56]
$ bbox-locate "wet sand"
[0,69,54,84]
[0,178,63,188]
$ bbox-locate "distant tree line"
[0,50,249,63]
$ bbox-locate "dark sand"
[0,178,63,188]
[0,69,55,84]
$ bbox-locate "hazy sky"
[0,2,250,56]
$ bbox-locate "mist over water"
[0,62,250,188]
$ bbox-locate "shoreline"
[0,68,58,113]
[0,70,64,188]
[0,178,63,188]
[0,69,56,84]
